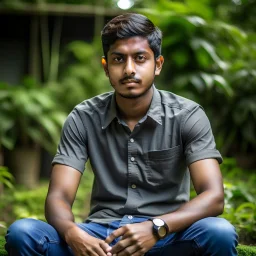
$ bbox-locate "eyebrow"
[110,50,149,56]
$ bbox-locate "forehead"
[108,36,153,55]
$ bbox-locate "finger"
[82,243,109,256]
[112,244,142,256]
[99,241,112,253]
[132,250,145,256]
[91,246,110,256]
[105,227,126,244]
[110,238,131,254]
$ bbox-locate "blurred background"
[0,0,255,246]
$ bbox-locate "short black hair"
[101,13,162,59]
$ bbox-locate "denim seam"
[38,236,61,245]
[37,236,58,255]
[193,236,204,255]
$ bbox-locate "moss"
[0,236,7,256]
[237,244,256,256]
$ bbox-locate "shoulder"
[74,91,114,113]
[158,89,200,113]
[63,91,114,127]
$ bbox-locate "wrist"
[64,224,80,243]
[149,218,169,240]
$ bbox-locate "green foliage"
[0,166,14,189]
[0,236,7,256]
[0,169,94,236]
[237,244,256,256]
[221,158,256,243]
[0,77,67,153]
[48,40,110,112]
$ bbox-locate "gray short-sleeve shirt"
[52,86,222,223]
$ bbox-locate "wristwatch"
[150,218,169,239]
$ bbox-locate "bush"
[221,158,256,244]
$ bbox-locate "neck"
[115,87,154,124]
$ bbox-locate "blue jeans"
[5,216,238,255]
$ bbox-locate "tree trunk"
[6,147,41,188]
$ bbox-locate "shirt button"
[131,184,137,189]
[128,215,133,219]
[131,157,135,162]
[130,138,134,142]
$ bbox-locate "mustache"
[120,76,140,83]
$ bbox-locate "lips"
[120,78,140,84]
[122,80,138,84]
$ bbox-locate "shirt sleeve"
[182,105,222,166]
[52,109,88,173]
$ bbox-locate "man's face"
[103,36,164,99]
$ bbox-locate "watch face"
[153,218,165,226]
[158,226,167,237]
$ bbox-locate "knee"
[199,217,238,245]
[6,218,38,247]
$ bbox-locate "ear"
[101,57,109,77]
[155,55,164,76]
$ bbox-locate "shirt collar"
[102,85,162,130]
[101,93,117,129]
[146,85,162,125]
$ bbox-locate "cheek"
[107,72,119,86]
[108,67,121,78]
[142,65,156,80]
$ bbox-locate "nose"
[124,57,136,76]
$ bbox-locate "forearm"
[45,195,77,240]
[160,190,224,234]
[45,194,112,255]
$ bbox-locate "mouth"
[121,79,140,85]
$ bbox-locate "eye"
[135,55,146,62]
[113,56,124,63]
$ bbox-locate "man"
[6,13,238,255]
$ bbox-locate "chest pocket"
[144,145,183,187]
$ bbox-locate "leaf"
[190,75,205,92]
[186,16,207,27]
[67,41,96,62]
[213,75,233,97]
[191,39,229,70]
[31,89,55,106]
[200,72,214,89]
[0,135,15,150]
[235,202,256,213]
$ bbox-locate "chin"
[119,92,142,99]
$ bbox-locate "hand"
[105,221,157,256]
[65,225,112,256]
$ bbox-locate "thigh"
[146,233,197,256]
[6,218,72,256]
[146,217,237,256]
